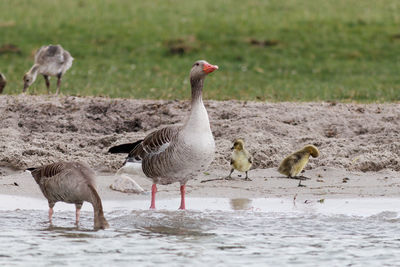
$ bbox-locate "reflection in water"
[1,200,400,266]
[230,198,252,210]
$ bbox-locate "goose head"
[23,72,37,92]
[190,60,218,80]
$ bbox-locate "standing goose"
[109,60,218,209]
[278,145,320,187]
[27,161,109,229]
[23,44,73,95]
[0,73,6,94]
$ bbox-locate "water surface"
[1,196,400,266]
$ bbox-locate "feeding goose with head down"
[27,161,109,229]
[23,44,73,95]
[109,60,218,210]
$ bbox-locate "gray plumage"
[0,73,6,94]
[23,44,73,94]
[109,60,219,209]
[27,161,109,229]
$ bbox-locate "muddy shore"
[0,95,399,200]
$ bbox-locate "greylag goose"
[0,73,6,94]
[23,44,73,95]
[226,139,253,181]
[27,161,109,229]
[109,60,218,209]
[278,145,320,187]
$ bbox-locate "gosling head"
[232,138,245,151]
[190,60,218,80]
[302,145,320,158]
[23,72,37,92]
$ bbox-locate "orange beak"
[203,63,219,74]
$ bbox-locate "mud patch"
[0,95,399,173]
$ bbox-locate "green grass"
[1,0,400,101]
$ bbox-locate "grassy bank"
[1,0,400,101]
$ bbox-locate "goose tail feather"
[108,140,143,154]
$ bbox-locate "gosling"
[0,73,6,94]
[226,139,253,181]
[278,145,319,187]
[27,161,109,229]
[23,44,73,95]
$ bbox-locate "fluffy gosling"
[227,139,253,181]
[23,44,73,95]
[278,145,319,187]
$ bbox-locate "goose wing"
[28,162,69,179]
[127,126,181,162]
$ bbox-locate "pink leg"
[150,184,157,209]
[179,185,186,210]
[48,207,54,223]
[75,206,81,225]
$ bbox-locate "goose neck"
[190,76,204,105]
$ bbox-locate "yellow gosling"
[227,139,253,181]
[278,145,319,187]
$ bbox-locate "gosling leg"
[56,73,62,95]
[225,169,234,180]
[244,171,252,181]
[298,179,306,187]
[43,75,50,93]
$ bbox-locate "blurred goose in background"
[0,73,6,94]
[278,145,320,187]
[27,161,109,229]
[108,60,218,210]
[23,44,73,95]
[226,139,253,181]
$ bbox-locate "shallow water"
[1,196,400,266]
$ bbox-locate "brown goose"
[0,73,6,94]
[27,161,109,229]
[23,44,73,95]
[109,60,218,210]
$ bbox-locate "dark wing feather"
[127,126,180,161]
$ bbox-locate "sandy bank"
[0,95,399,201]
